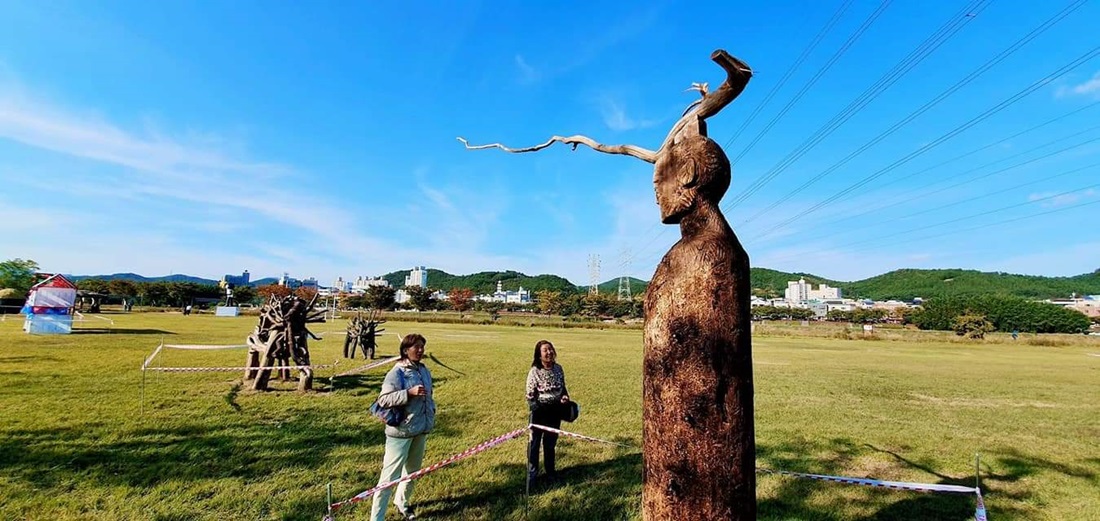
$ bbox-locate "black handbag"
[561,400,580,422]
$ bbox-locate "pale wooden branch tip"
[457,135,657,163]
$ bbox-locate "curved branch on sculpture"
[657,50,753,154]
[457,136,658,163]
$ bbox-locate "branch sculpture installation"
[460,49,755,520]
[343,309,385,360]
[245,293,325,392]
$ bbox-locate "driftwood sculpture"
[343,309,385,360]
[244,294,325,391]
[460,49,755,520]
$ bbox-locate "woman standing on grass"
[370,333,435,521]
[525,339,570,490]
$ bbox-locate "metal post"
[140,364,146,415]
[326,482,333,520]
[975,453,981,491]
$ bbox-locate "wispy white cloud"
[598,96,658,132]
[514,54,539,85]
[1057,71,1100,98]
[0,80,468,280]
[1028,188,1097,208]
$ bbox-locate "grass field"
[1,313,1097,520]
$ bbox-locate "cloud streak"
[1057,71,1100,98]
[598,96,658,131]
[0,80,441,278]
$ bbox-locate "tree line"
[909,295,1091,334]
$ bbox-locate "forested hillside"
[841,268,1100,300]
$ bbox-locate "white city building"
[405,266,428,288]
[784,277,841,303]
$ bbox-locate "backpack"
[369,368,406,426]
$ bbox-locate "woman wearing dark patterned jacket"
[525,339,570,489]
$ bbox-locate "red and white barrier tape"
[757,468,978,494]
[529,423,634,447]
[162,344,250,350]
[147,364,335,373]
[759,468,987,520]
[334,356,399,378]
[329,427,529,513]
[327,425,985,520]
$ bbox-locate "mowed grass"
[0,314,1097,520]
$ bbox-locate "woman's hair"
[399,333,427,360]
[531,339,555,368]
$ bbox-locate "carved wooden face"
[653,136,731,224]
[653,143,697,224]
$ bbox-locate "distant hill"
[595,277,648,296]
[251,277,280,286]
[840,268,1100,301]
[68,266,1100,301]
[68,273,218,285]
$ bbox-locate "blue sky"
[1,0,1099,285]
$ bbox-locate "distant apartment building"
[784,277,841,303]
[405,266,428,288]
[279,273,300,289]
[278,273,317,290]
[222,270,250,287]
[352,276,391,293]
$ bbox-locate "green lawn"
[0,313,1097,520]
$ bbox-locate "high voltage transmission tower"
[618,248,632,301]
[588,254,601,295]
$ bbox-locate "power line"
[753,40,1100,240]
[722,0,855,150]
[737,0,1088,229]
[723,0,989,212]
[800,99,1100,229]
[756,125,1100,245]
[759,185,1100,267]
[728,0,896,167]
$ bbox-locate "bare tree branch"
[457,136,657,164]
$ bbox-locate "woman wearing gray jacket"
[370,333,435,521]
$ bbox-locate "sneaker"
[398,506,416,520]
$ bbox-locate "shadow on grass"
[0,408,470,496]
[755,436,1100,520]
[71,328,176,335]
[0,355,62,363]
[410,451,643,520]
[428,352,468,376]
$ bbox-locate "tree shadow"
[412,450,643,520]
[71,328,176,335]
[0,408,472,497]
[0,355,62,363]
[755,436,1099,520]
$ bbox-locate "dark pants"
[527,403,561,477]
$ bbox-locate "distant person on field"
[370,333,435,521]
[1012,329,1019,341]
[525,339,570,489]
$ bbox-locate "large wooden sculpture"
[245,293,325,391]
[343,309,385,360]
[460,49,755,519]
